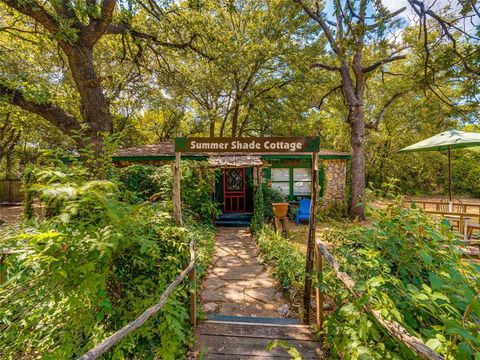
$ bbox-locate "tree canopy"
[0,0,478,208]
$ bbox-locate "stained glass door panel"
[223,168,246,212]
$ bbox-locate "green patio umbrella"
[399,130,480,203]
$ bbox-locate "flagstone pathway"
[200,227,291,318]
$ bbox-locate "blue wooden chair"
[295,199,311,224]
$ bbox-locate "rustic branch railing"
[314,240,444,360]
[78,237,196,360]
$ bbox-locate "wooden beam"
[303,150,319,324]
[173,151,182,226]
[316,240,444,360]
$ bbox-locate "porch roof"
[209,155,263,167]
[112,141,350,161]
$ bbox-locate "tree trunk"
[230,100,240,137]
[66,46,112,156]
[349,105,366,220]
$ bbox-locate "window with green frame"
[271,167,313,199]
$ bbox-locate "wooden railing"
[403,199,480,214]
[314,240,444,360]
[76,237,196,360]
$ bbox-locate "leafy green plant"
[251,184,287,234]
[251,184,266,234]
[321,206,480,359]
[0,161,216,359]
[267,339,302,359]
[255,226,305,303]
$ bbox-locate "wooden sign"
[175,137,319,153]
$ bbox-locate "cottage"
[113,141,350,219]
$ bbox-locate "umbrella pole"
[448,145,452,205]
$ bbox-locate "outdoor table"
[424,210,480,240]
[444,214,471,234]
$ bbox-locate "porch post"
[173,151,183,226]
[303,150,319,324]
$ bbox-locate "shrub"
[321,206,480,359]
[118,164,158,201]
[251,184,287,233]
[0,163,216,359]
[255,226,305,303]
[118,162,219,222]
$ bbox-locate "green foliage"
[321,206,480,359]
[251,185,265,234]
[451,150,480,197]
[118,164,157,201]
[117,162,219,222]
[267,339,302,360]
[251,184,287,234]
[255,226,305,302]
[0,162,216,359]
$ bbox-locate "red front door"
[223,168,246,212]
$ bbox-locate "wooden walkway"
[190,318,322,359]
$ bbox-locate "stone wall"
[322,159,347,207]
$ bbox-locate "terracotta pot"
[272,202,289,218]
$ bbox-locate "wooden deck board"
[190,320,322,359]
[197,321,315,341]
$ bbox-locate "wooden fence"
[0,179,23,203]
[314,240,444,360]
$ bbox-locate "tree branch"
[81,0,117,46]
[294,0,339,55]
[366,7,406,30]
[310,62,340,71]
[366,91,409,130]
[0,84,81,135]
[314,85,342,109]
[106,23,213,59]
[362,52,407,73]
[0,0,60,38]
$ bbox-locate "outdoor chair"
[438,199,469,233]
[295,199,311,224]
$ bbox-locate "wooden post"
[314,243,323,330]
[303,151,319,324]
[189,241,197,327]
[173,151,182,226]
[0,253,6,284]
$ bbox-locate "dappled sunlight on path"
[200,227,291,318]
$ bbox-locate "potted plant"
[271,189,288,218]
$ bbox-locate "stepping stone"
[245,287,278,304]
[200,227,291,320]
[203,302,219,313]
[213,265,265,280]
[215,255,246,267]
[202,277,227,291]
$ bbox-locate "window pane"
[294,181,311,195]
[271,168,290,182]
[272,182,290,195]
[293,168,311,181]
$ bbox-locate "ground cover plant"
[0,159,216,359]
[321,206,480,359]
[254,205,479,359]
